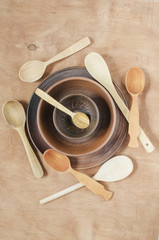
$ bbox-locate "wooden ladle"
[19,37,91,82]
[2,100,43,178]
[44,149,113,201]
[35,88,90,129]
[40,155,133,204]
[125,67,145,147]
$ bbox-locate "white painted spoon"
[40,155,133,204]
[84,52,154,153]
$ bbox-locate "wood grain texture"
[0,0,159,239]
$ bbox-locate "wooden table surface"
[0,1,159,239]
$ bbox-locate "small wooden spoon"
[2,100,43,178]
[35,88,90,129]
[44,149,113,201]
[125,67,145,147]
[19,37,91,82]
[40,155,133,204]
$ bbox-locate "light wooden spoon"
[19,37,91,82]
[35,88,90,129]
[84,52,154,153]
[2,100,43,178]
[44,149,113,201]
[125,67,145,148]
[40,155,133,204]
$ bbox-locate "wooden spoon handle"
[69,168,113,201]
[40,182,84,204]
[46,37,91,65]
[18,127,43,178]
[128,96,139,147]
[35,88,73,117]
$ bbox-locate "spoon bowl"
[125,67,145,147]
[72,112,90,129]
[19,60,46,82]
[44,149,70,172]
[44,149,113,201]
[2,100,43,178]
[93,155,133,182]
[2,100,25,128]
[125,67,145,95]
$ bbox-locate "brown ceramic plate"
[27,67,128,169]
[37,77,117,156]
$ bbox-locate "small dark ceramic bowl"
[37,77,116,156]
[53,94,99,140]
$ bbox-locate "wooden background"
[0,0,159,239]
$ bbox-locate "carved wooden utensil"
[125,67,145,147]
[40,155,133,204]
[44,149,113,201]
[2,100,43,178]
[35,88,90,129]
[19,37,91,82]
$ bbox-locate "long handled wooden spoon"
[19,37,91,82]
[84,52,154,153]
[2,100,43,178]
[44,149,113,201]
[40,155,133,204]
[125,67,145,147]
[35,88,90,129]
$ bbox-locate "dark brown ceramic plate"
[27,67,128,169]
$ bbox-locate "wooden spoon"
[35,88,90,129]
[44,149,113,201]
[2,100,43,178]
[84,52,154,153]
[125,67,145,147]
[19,37,91,82]
[40,155,133,204]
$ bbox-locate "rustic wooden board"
[0,1,159,239]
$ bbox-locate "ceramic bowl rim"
[36,76,117,156]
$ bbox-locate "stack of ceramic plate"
[27,67,128,169]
